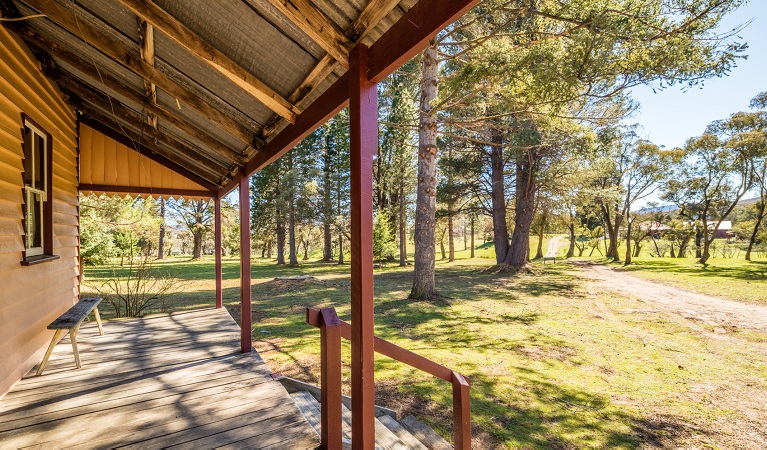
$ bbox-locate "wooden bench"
[543,256,556,264]
[36,297,104,376]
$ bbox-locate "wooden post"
[319,308,343,449]
[215,196,223,309]
[452,372,471,449]
[349,43,377,449]
[239,172,252,353]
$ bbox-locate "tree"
[169,199,213,259]
[665,131,753,264]
[373,210,397,261]
[437,0,745,270]
[410,40,440,300]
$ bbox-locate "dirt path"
[575,260,767,335]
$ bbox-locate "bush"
[373,211,397,262]
[93,256,187,317]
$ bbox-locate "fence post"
[452,371,471,449]
[320,308,343,449]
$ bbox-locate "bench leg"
[70,325,82,369]
[93,306,104,336]
[36,329,62,376]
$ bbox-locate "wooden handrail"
[306,307,471,449]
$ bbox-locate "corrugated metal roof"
[5,0,418,189]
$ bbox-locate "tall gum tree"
[410,40,440,300]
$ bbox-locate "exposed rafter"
[116,0,300,123]
[49,69,246,165]
[137,19,157,129]
[349,0,402,42]
[18,0,259,145]
[265,0,352,68]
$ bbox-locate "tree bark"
[322,144,334,261]
[745,201,766,261]
[504,149,537,269]
[410,41,439,300]
[678,231,692,258]
[490,126,508,264]
[288,197,298,266]
[399,184,407,266]
[470,213,475,258]
[448,212,455,262]
[566,219,576,258]
[276,207,286,265]
[338,234,344,264]
[157,197,165,259]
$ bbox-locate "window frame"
[20,114,57,265]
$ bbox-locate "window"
[21,116,55,264]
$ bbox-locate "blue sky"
[627,0,767,149]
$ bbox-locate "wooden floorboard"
[0,307,319,449]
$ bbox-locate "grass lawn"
[81,244,767,448]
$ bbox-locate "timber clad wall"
[0,27,80,398]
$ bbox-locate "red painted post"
[320,308,343,449]
[349,43,377,449]
[215,196,223,309]
[452,371,471,449]
[239,171,252,353]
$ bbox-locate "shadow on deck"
[0,308,319,448]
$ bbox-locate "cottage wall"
[0,27,80,398]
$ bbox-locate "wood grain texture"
[0,308,319,448]
[117,0,300,122]
[349,43,377,449]
[0,26,78,399]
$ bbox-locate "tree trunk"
[410,41,439,300]
[322,145,334,261]
[323,222,333,261]
[448,212,455,262]
[624,206,632,266]
[192,231,203,259]
[276,209,286,265]
[157,197,165,259]
[338,234,344,264]
[288,199,298,266]
[678,232,692,258]
[267,239,273,259]
[699,219,711,264]
[745,201,765,261]
[439,226,447,260]
[490,126,508,265]
[504,149,537,269]
[303,235,310,260]
[534,212,546,259]
[566,219,576,258]
[470,213,475,258]
[399,185,407,266]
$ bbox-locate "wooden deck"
[0,308,320,449]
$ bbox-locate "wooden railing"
[306,307,471,449]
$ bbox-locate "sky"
[627,0,767,149]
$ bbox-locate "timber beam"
[46,66,247,165]
[17,0,260,145]
[79,184,214,199]
[138,19,158,129]
[116,0,300,123]
[61,84,233,173]
[80,116,219,191]
[265,0,351,68]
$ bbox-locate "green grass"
[81,243,767,448]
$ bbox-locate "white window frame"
[23,120,47,257]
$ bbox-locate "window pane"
[26,191,42,249]
[35,133,45,190]
[23,126,33,187]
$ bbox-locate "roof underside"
[2,0,416,189]
[2,0,479,195]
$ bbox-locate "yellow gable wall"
[0,27,80,398]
